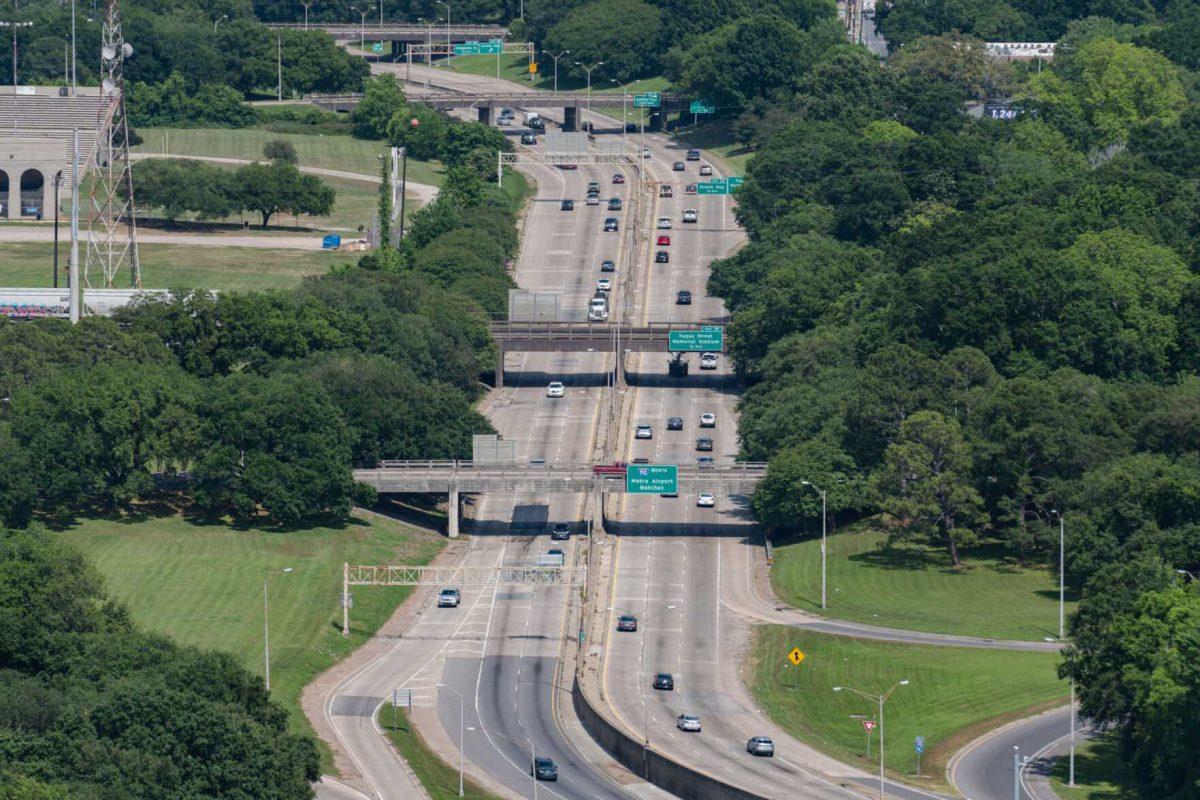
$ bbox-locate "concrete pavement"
[949,706,1086,800]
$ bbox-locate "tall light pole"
[2,20,34,137]
[802,481,828,609]
[378,0,383,25]
[352,6,367,52]
[71,0,76,93]
[1068,676,1076,787]
[436,1,450,66]
[301,1,315,30]
[213,13,228,30]
[263,567,294,692]
[543,49,569,92]
[574,60,603,127]
[1050,509,1065,639]
[436,683,465,797]
[834,680,909,800]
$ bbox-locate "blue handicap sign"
[914,736,925,754]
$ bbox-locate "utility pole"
[69,128,80,323]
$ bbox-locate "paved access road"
[0,224,331,251]
[950,706,1086,800]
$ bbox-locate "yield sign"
[862,719,876,733]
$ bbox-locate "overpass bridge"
[267,22,506,45]
[307,90,685,129]
[489,321,721,385]
[353,460,765,537]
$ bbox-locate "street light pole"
[1069,677,1076,787]
[574,61,604,127]
[802,481,828,609]
[1051,509,1065,639]
[301,1,314,30]
[437,1,450,66]
[436,683,465,797]
[378,0,383,25]
[543,49,569,92]
[213,14,227,31]
[263,567,294,692]
[834,680,909,800]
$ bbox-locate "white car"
[699,164,713,176]
[546,381,565,398]
[586,194,600,205]
[682,209,698,224]
[437,588,461,608]
[635,424,653,440]
[699,352,719,370]
[596,278,612,292]
[642,147,652,159]
[699,412,716,428]
[697,493,715,508]
[677,714,702,732]
[657,217,673,229]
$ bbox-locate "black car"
[550,522,571,540]
[696,437,714,452]
[600,259,616,272]
[529,116,545,130]
[667,416,684,430]
[608,198,623,211]
[533,756,558,781]
[655,251,670,263]
[617,614,638,632]
[561,199,574,211]
[520,131,537,144]
[653,673,675,690]
[676,290,692,305]
[604,218,619,232]
[673,161,685,171]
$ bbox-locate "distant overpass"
[266,22,506,45]
[489,321,721,385]
[353,461,765,536]
[307,90,685,129]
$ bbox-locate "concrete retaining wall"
[572,678,768,800]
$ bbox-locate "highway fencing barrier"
[572,678,769,800]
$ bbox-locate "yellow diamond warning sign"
[788,648,805,666]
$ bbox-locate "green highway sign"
[689,100,716,114]
[633,92,661,108]
[627,464,678,494]
[453,41,480,55]
[371,42,384,53]
[727,176,744,190]
[479,40,503,54]
[696,180,726,195]
[669,327,724,352]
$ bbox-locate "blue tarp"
[322,234,341,249]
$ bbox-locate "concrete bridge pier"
[477,105,492,125]
[562,106,578,132]
[448,488,461,538]
[495,344,506,388]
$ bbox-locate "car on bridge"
[667,416,684,430]
[437,588,460,608]
[700,412,716,427]
[561,199,574,211]
[697,456,715,469]
[677,714,702,732]
[546,381,565,398]
[593,462,627,475]
[676,290,692,304]
[747,736,775,757]
[697,493,715,507]
[653,673,675,690]
[700,352,719,369]
[617,614,638,632]
[696,437,714,451]
[600,259,616,272]
[550,522,571,540]
[635,424,653,439]
[533,757,558,781]
[520,131,537,144]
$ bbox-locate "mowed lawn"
[58,512,443,766]
[0,242,355,291]
[1048,736,1142,799]
[134,127,446,187]
[751,626,1067,793]
[680,118,754,174]
[772,527,1075,641]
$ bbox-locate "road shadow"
[500,369,614,388]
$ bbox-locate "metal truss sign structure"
[407,41,534,59]
[497,151,641,185]
[347,564,587,587]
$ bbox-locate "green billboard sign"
[371,42,384,53]
[633,92,661,108]
[626,464,678,494]
[669,327,724,352]
[689,100,716,114]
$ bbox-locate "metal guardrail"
[306,91,685,109]
[266,22,506,35]
[347,564,586,587]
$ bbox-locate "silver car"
[677,714,701,732]
[635,424,653,440]
[699,412,716,427]
[747,736,775,756]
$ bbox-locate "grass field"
[771,527,1075,641]
[1049,736,1143,799]
[0,242,354,291]
[57,511,444,770]
[379,707,506,800]
[678,118,754,174]
[134,127,446,187]
[751,626,1068,793]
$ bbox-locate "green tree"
[263,139,298,163]
[751,440,862,531]
[129,158,237,221]
[874,410,984,565]
[234,160,335,227]
[544,0,664,84]
[353,73,407,140]
[378,152,393,248]
[1066,38,1187,144]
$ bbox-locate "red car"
[612,173,626,184]
[592,462,628,475]
[656,235,671,246]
